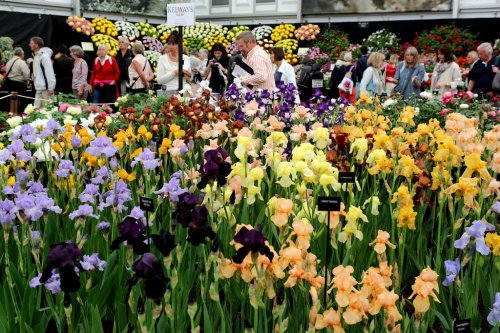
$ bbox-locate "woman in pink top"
[128,41,154,94]
[69,45,88,101]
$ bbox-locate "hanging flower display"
[294,23,321,41]
[271,24,296,42]
[66,16,94,36]
[226,25,250,42]
[91,34,119,56]
[252,25,273,41]
[91,18,118,37]
[135,22,159,38]
[142,37,163,53]
[114,21,140,40]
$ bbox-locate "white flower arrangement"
[115,21,140,40]
[252,26,273,41]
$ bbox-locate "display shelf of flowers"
[205,34,229,51]
[115,20,140,41]
[90,34,119,56]
[226,25,250,42]
[184,22,228,41]
[144,50,161,68]
[91,17,118,37]
[157,24,177,44]
[252,25,273,41]
[362,28,400,57]
[271,23,296,42]
[413,24,479,57]
[135,22,159,39]
[312,27,350,62]
[66,16,94,36]
[142,36,163,53]
[294,23,320,42]
[275,39,299,64]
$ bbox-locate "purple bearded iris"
[131,148,161,170]
[232,224,274,264]
[442,258,460,287]
[111,215,148,255]
[40,241,83,306]
[85,136,118,158]
[454,220,495,255]
[197,147,231,189]
[154,172,188,202]
[131,252,167,303]
[173,192,215,246]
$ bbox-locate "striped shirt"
[242,45,275,92]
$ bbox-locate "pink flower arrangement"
[142,37,163,53]
[294,24,320,41]
[66,16,94,36]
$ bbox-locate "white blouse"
[157,54,191,91]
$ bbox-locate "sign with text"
[453,319,471,333]
[167,3,195,26]
[140,197,154,213]
[318,197,341,212]
[338,172,356,183]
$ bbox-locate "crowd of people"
[1,31,499,112]
[325,43,500,101]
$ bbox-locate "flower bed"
[0,87,499,332]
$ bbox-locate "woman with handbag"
[88,44,120,104]
[393,47,426,99]
[3,47,30,113]
[69,45,88,101]
[128,41,154,94]
[359,52,386,96]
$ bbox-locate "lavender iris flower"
[454,220,495,255]
[70,136,82,149]
[0,199,18,226]
[78,184,100,204]
[81,253,106,271]
[29,272,61,294]
[487,292,500,326]
[55,159,74,178]
[97,221,111,231]
[97,180,132,212]
[492,201,500,215]
[154,172,188,202]
[91,166,109,185]
[40,119,61,138]
[19,124,37,143]
[442,258,460,287]
[16,170,30,182]
[86,136,118,158]
[68,204,99,220]
[131,148,160,170]
[0,149,13,164]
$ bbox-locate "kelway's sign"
[167,3,196,26]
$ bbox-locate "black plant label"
[140,197,154,212]
[317,197,341,212]
[338,172,355,183]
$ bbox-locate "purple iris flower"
[70,136,82,149]
[91,166,109,185]
[232,224,274,264]
[40,119,61,138]
[130,206,146,222]
[81,253,106,271]
[454,220,495,255]
[16,170,30,182]
[443,258,460,287]
[131,252,167,303]
[8,140,31,162]
[97,221,111,231]
[97,180,132,212]
[55,159,74,178]
[197,147,231,189]
[492,201,500,215]
[86,136,118,158]
[487,292,500,326]
[68,204,99,220]
[111,215,148,255]
[154,173,188,202]
[0,149,13,164]
[173,192,215,246]
[131,148,160,170]
[30,272,61,294]
[19,124,37,143]
[78,184,100,204]
[0,199,18,226]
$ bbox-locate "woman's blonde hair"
[389,53,399,65]
[367,52,385,67]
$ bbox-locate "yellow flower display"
[271,24,296,42]
[91,18,118,37]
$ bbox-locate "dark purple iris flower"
[111,215,148,255]
[131,253,167,303]
[40,241,83,306]
[151,230,176,257]
[173,193,215,246]
[197,147,231,189]
[232,225,274,264]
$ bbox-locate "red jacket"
[89,56,120,85]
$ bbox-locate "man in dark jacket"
[355,46,369,83]
[115,36,133,96]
